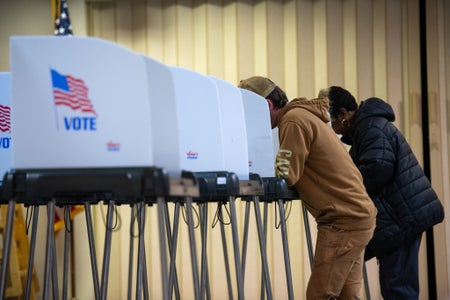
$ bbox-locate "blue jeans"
[379,234,422,300]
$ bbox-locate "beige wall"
[0,0,87,71]
[1,0,450,299]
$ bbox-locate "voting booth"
[0,73,11,184]
[10,36,154,169]
[240,89,275,177]
[141,56,180,177]
[1,36,199,300]
[210,76,249,181]
[150,65,248,299]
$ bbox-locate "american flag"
[54,0,73,35]
[0,105,11,133]
[51,69,97,116]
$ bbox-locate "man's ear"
[338,107,348,119]
[266,98,274,109]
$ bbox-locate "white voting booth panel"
[10,36,154,169]
[239,89,275,177]
[272,127,280,156]
[0,72,11,181]
[210,76,249,180]
[141,55,181,177]
[167,66,225,173]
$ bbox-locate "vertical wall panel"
[356,0,374,100]
[162,1,178,65]
[87,2,117,41]
[116,2,133,49]
[133,2,149,53]
[192,1,208,73]
[313,0,327,94]
[343,0,358,95]
[266,0,285,89]
[325,0,344,87]
[223,2,239,82]
[296,0,315,98]
[146,0,164,60]
[207,3,225,76]
[386,0,404,130]
[283,0,299,97]
[253,1,269,76]
[177,2,195,69]
[236,0,255,80]
[405,0,423,157]
[429,0,450,298]
[445,0,450,199]
[372,0,387,101]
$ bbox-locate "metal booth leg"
[228,196,245,300]
[0,199,17,299]
[62,206,72,300]
[43,199,59,300]
[100,200,115,300]
[301,203,314,269]
[84,201,101,299]
[44,200,61,300]
[156,197,169,300]
[199,203,211,300]
[137,201,150,300]
[277,199,294,300]
[25,205,40,299]
[51,218,60,300]
[127,205,137,300]
[240,201,251,278]
[253,197,272,300]
[166,201,181,300]
[219,204,233,300]
[185,196,201,300]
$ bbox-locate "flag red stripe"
[53,75,97,115]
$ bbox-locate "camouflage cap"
[238,76,276,98]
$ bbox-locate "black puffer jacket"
[341,97,444,260]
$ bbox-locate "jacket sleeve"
[275,120,310,187]
[352,121,396,194]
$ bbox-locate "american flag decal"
[51,69,97,115]
[0,105,11,133]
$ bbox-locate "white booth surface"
[239,89,275,178]
[272,127,280,157]
[168,66,226,173]
[10,36,154,169]
[210,76,249,180]
[141,55,181,177]
[0,72,11,181]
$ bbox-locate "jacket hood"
[355,97,395,123]
[278,97,330,124]
[342,97,395,144]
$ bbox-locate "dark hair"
[326,86,357,118]
[267,86,289,108]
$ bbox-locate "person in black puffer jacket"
[319,86,444,300]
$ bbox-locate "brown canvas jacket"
[275,97,376,230]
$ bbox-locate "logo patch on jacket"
[276,149,292,177]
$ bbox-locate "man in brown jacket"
[239,76,377,299]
